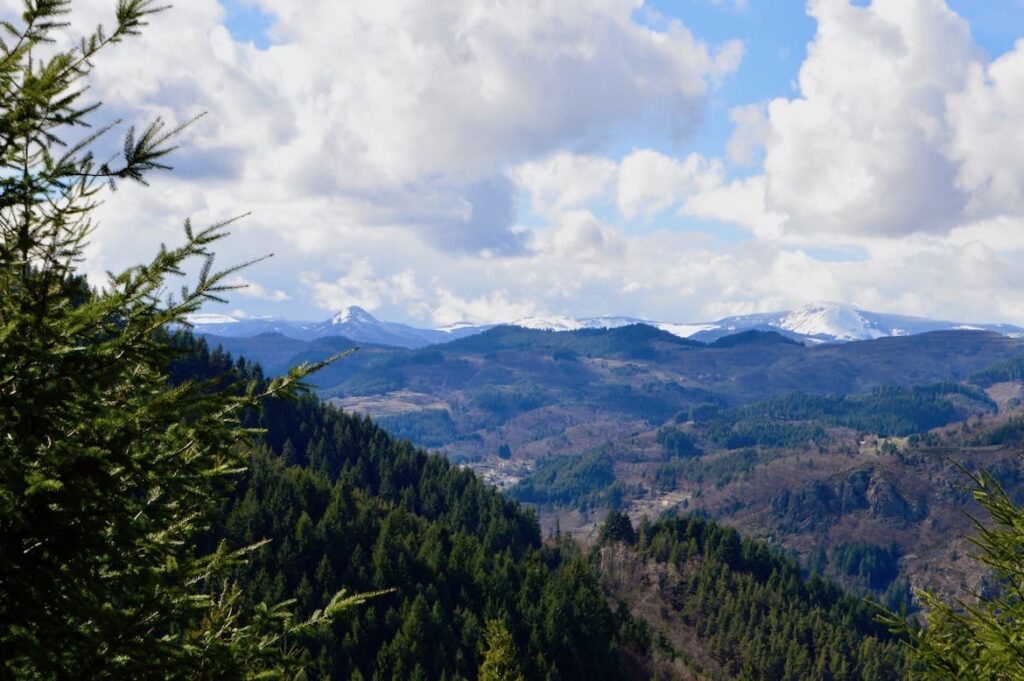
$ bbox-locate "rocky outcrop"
[770,467,926,531]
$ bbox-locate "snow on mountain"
[508,315,718,338]
[697,302,890,342]
[505,302,1024,344]
[328,306,378,325]
[184,315,310,338]
[437,321,487,333]
[776,302,886,341]
[190,306,483,349]
[686,302,1024,343]
[509,315,644,332]
[304,306,478,348]
[655,322,718,337]
[188,302,1024,349]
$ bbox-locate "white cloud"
[430,288,541,326]
[227,276,291,302]
[946,40,1024,217]
[13,0,1024,329]
[536,210,625,264]
[511,153,617,217]
[302,261,424,313]
[63,0,741,263]
[761,0,981,237]
[726,103,769,166]
[617,150,723,220]
[681,175,785,240]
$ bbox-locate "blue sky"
[57,0,1024,325]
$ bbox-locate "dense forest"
[176,335,626,679]
[507,450,619,509]
[598,512,907,679]
[693,383,996,449]
[173,334,921,679]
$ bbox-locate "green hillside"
[178,335,624,679]
[598,512,906,679]
[176,334,912,679]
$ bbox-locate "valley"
[199,322,1024,609]
[11,1,1024,676]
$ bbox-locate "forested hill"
[199,326,1024,465]
[170,333,909,679]
[597,512,906,679]
[174,334,623,679]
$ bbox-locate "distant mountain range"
[187,306,486,348]
[188,301,1024,349]
[194,318,1024,607]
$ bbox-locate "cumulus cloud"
[227,276,291,302]
[302,261,424,313]
[681,175,785,240]
[58,0,741,263]
[726,103,769,166]
[681,0,1024,247]
[946,41,1024,216]
[537,210,625,264]
[617,150,723,220]
[759,0,981,237]
[512,153,618,217]
[430,288,542,326]
[13,0,1024,328]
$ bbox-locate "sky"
[11,0,1024,326]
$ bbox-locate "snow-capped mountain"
[686,302,1024,344]
[187,306,485,349]
[184,315,317,339]
[188,302,1024,349]
[495,303,1024,344]
[303,307,485,348]
[510,315,645,332]
[508,314,718,338]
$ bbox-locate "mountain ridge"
[189,302,1024,349]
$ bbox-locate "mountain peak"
[331,306,377,325]
[796,300,862,311]
[187,303,1024,349]
[777,302,881,341]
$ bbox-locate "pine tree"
[889,465,1024,678]
[0,2,372,677]
[478,618,526,681]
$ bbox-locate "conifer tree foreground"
[0,2,363,677]
[890,466,1024,679]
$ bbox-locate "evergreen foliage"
[177,335,624,679]
[478,619,527,681]
[653,447,788,493]
[889,464,1024,678]
[0,4,359,676]
[599,510,637,545]
[439,324,701,358]
[600,513,908,679]
[507,450,616,508]
[657,426,702,458]
[700,382,994,449]
[829,541,900,591]
[376,408,460,448]
[967,415,1024,447]
[970,353,1024,387]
